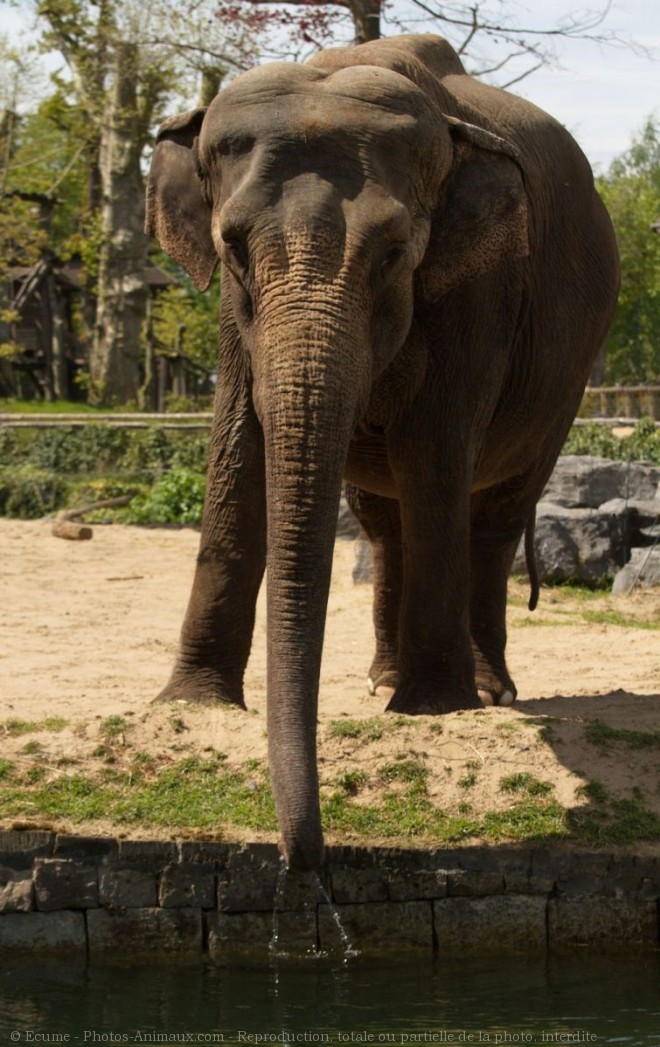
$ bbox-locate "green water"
[1,954,659,1047]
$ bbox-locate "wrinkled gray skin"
[146,35,619,871]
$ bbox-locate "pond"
[1,953,659,1047]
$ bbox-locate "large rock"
[514,503,628,585]
[542,456,660,508]
[612,546,660,594]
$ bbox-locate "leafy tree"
[598,117,660,384]
[27,0,258,405]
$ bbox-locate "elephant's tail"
[525,508,540,612]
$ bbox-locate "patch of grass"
[0,755,277,834]
[22,741,43,755]
[0,759,15,780]
[458,761,481,789]
[1,717,68,736]
[580,609,659,631]
[568,782,660,845]
[378,759,428,786]
[584,720,660,750]
[500,772,554,797]
[327,718,386,742]
[100,716,128,739]
[335,770,368,796]
[576,779,609,805]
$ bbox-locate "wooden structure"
[0,253,186,403]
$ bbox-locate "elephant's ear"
[420,116,529,300]
[146,108,218,292]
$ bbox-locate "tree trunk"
[349,0,381,43]
[90,41,149,405]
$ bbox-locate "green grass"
[584,720,660,750]
[499,772,554,796]
[2,745,658,848]
[327,718,386,742]
[579,609,660,631]
[0,399,111,414]
[1,717,69,736]
[100,715,129,739]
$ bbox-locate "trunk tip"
[278,835,325,873]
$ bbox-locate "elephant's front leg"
[386,421,481,715]
[345,484,402,701]
[156,376,266,708]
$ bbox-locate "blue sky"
[2,0,658,172]
[503,0,659,172]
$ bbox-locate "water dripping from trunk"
[269,857,358,961]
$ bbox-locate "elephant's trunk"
[256,304,363,871]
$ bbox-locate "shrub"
[125,468,206,525]
[0,466,70,518]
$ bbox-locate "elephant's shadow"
[513,690,660,836]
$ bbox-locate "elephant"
[146,34,619,871]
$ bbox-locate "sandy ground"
[1,518,660,842]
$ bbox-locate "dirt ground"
[1,518,660,841]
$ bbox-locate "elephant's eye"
[380,244,406,280]
[223,236,249,279]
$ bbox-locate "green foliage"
[597,116,660,383]
[0,465,70,517]
[125,467,206,525]
[562,418,660,464]
[151,274,221,372]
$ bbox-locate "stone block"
[207,909,317,962]
[330,867,389,904]
[117,839,178,867]
[54,834,119,863]
[0,911,86,953]
[273,868,325,911]
[159,863,215,909]
[548,896,658,949]
[217,848,280,912]
[0,830,54,869]
[0,868,34,913]
[388,868,448,901]
[98,866,157,908]
[447,869,505,896]
[531,849,613,896]
[34,859,98,911]
[87,907,202,955]
[318,901,433,957]
[179,840,231,866]
[434,895,547,953]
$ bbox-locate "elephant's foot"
[385,676,481,716]
[367,669,398,702]
[473,659,517,708]
[153,665,246,708]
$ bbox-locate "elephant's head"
[146,54,528,869]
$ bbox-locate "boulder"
[542,456,660,508]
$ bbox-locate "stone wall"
[1,831,659,959]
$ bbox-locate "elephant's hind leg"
[344,484,402,702]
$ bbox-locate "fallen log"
[51,494,135,541]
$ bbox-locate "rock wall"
[1,831,659,959]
